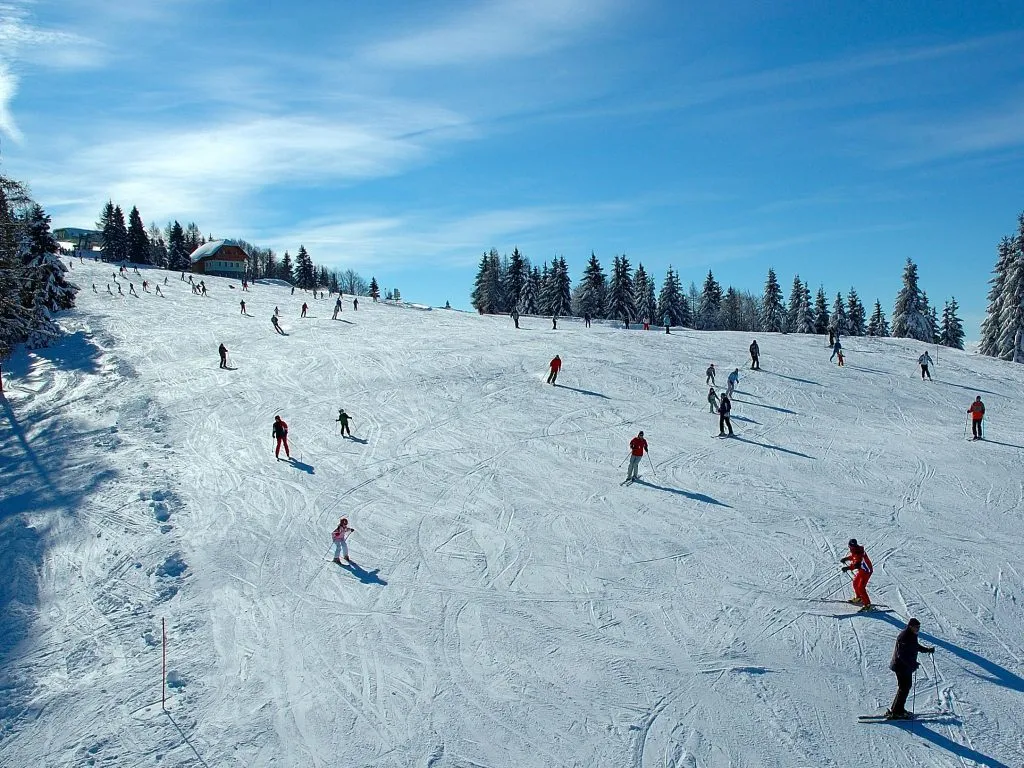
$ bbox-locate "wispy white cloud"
[362,0,619,68]
[28,104,475,227]
[0,61,19,140]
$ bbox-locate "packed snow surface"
[2,260,1024,767]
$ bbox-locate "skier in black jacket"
[887,618,934,719]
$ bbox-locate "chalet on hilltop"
[189,239,248,278]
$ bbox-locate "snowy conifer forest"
[470,246,975,351]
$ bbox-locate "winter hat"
[848,538,858,547]
[908,618,921,628]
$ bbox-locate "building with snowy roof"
[189,240,248,278]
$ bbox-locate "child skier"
[301,302,308,318]
[726,368,739,398]
[272,415,290,459]
[707,387,719,413]
[240,299,246,315]
[332,518,354,564]
[272,314,285,335]
[830,339,842,362]
[706,364,716,385]
[837,350,845,367]
[718,393,733,436]
[749,340,760,370]
[841,538,874,610]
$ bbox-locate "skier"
[240,299,246,315]
[337,409,352,437]
[837,350,845,367]
[830,338,842,362]
[164,276,168,285]
[726,368,739,398]
[272,314,285,335]
[663,314,671,334]
[718,393,734,436]
[142,280,149,292]
[918,351,933,380]
[155,285,163,297]
[749,339,760,370]
[274,306,280,316]
[200,281,207,296]
[291,286,295,295]
[584,312,591,328]
[841,538,874,610]
[353,298,358,311]
[129,283,138,297]
[828,328,835,347]
[332,298,342,320]
[181,271,185,281]
[218,343,228,369]
[92,283,97,292]
[117,283,123,295]
[552,315,558,330]
[547,355,562,385]
[511,308,520,329]
[885,618,934,720]
[707,387,719,414]
[242,280,248,291]
[301,302,308,318]
[272,415,290,460]
[625,431,648,482]
[107,284,112,295]
[642,317,650,331]
[967,396,985,440]
[332,518,354,564]
[706,364,716,385]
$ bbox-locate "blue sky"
[1,1,1022,335]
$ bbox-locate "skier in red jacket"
[547,355,562,385]
[272,416,290,459]
[626,431,648,482]
[841,538,874,610]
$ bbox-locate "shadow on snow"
[730,398,797,415]
[729,435,815,460]
[553,384,611,399]
[339,561,388,586]
[633,479,730,507]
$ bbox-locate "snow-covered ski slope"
[3,260,1024,768]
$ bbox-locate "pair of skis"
[858,711,945,723]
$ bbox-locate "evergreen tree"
[265,250,277,282]
[760,268,786,332]
[471,252,494,312]
[537,263,552,316]
[891,258,930,341]
[787,274,804,331]
[940,297,964,349]
[796,288,815,334]
[830,292,848,335]
[697,270,722,330]
[279,251,294,283]
[328,271,340,293]
[147,222,167,267]
[979,236,1015,357]
[847,288,866,336]
[25,203,58,261]
[552,257,572,316]
[721,287,742,330]
[606,254,635,323]
[920,291,940,344]
[97,201,115,262]
[126,206,150,264]
[369,277,380,301]
[520,266,540,314]
[167,221,189,270]
[576,252,606,319]
[183,222,202,254]
[294,245,315,289]
[25,203,77,311]
[100,202,128,263]
[866,300,889,336]
[502,247,527,311]
[657,266,688,326]
[996,228,1024,360]
[634,263,658,322]
[813,286,829,334]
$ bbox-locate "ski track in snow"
[2,261,1024,767]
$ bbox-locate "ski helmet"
[848,538,858,547]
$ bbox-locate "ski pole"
[931,655,939,707]
[617,452,630,468]
[806,568,842,597]
[646,452,657,477]
[912,670,917,715]
[964,416,968,439]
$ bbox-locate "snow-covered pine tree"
[920,292,939,344]
[657,266,686,326]
[846,288,866,336]
[939,297,964,349]
[761,268,785,332]
[606,254,635,323]
[813,286,829,335]
[369,277,380,301]
[168,221,189,271]
[698,270,722,330]
[722,287,742,331]
[576,252,606,319]
[996,229,1024,361]
[520,266,540,314]
[891,258,930,341]
[25,204,77,312]
[830,292,848,335]
[979,236,1015,357]
[787,274,803,331]
[126,206,150,264]
[502,247,527,312]
[99,202,128,263]
[866,300,889,336]
[634,263,657,323]
[542,257,572,317]
[279,250,294,283]
[147,222,167,267]
[796,288,815,334]
[295,245,316,290]
[96,201,115,262]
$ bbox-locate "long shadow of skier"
[934,380,1006,398]
[977,438,1024,450]
[730,435,815,460]
[286,458,315,474]
[553,384,611,399]
[907,725,1011,768]
[633,479,730,507]
[339,561,387,586]
[731,399,797,415]
[344,435,369,444]
[761,370,822,387]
